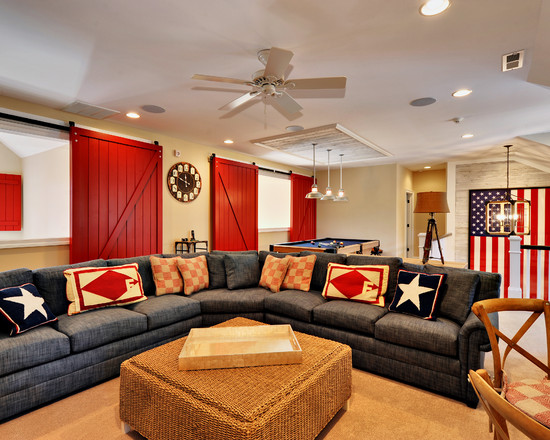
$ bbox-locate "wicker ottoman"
[119,317,352,440]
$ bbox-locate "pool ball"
[340,242,344,246]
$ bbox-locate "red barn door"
[70,127,162,263]
[290,174,316,241]
[211,156,258,251]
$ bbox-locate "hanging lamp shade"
[305,142,323,199]
[334,153,349,202]
[321,149,335,201]
[485,145,530,235]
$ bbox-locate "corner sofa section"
[0,249,500,421]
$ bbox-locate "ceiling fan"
[192,47,346,116]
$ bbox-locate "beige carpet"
[0,310,541,439]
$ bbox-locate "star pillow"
[388,270,446,320]
[322,263,390,306]
[0,283,58,336]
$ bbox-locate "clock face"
[167,162,202,202]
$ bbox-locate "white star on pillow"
[396,274,434,310]
[5,287,49,319]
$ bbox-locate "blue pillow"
[388,270,446,320]
[0,283,58,336]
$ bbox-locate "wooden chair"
[469,298,550,439]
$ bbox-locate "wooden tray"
[178,324,302,371]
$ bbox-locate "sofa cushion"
[149,256,184,295]
[375,312,460,357]
[471,270,502,302]
[299,251,347,292]
[264,290,326,323]
[126,294,201,330]
[322,263,389,307]
[64,263,147,315]
[33,259,107,316]
[0,283,58,336]
[56,307,147,353]
[0,325,70,376]
[313,299,388,335]
[259,255,290,293]
[425,264,480,324]
[177,255,209,295]
[205,254,226,289]
[347,255,403,302]
[188,287,271,314]
[224,253,260,289]
[388,270,446,320]
[0,268,33,290]
[282,254,317,292]
[107,254,161,296]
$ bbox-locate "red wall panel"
[70,127,162,263]
[290,174,316,241]
[0,173,22,231]
[211,157,258,251]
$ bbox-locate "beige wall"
[0,245,69,270]
[411,169,447,255]
[0,141,22,174]
[0,96,312,270]
[258,231,289,252]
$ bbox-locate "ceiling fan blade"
[284,77,347,90]
[220,91,261,111]
[192,74,251,86]
[274,91,303,115]
[263,47,293,79]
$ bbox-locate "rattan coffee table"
[119,317,352,440]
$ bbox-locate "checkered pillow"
[259,255,291,293]
[176,255,209,295]
[281,255,317,291]
[322,263,389,306]
[504,371,550,428]
[150,256,184,295]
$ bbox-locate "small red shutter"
[290,174,316,241]
[70,127,163,263]
[0,173,22,231]
[211,157,258,251]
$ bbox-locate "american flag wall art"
[469,187,550,299]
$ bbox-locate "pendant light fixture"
[321,149,335,201]
[305,143,323,199]
[334,153,349,202]
[485,145,530,235]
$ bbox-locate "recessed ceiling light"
[420,0,450,16]
[224,139,234,144]
[410,97,437,107]
[424,166,432,169]
[141,104,166,114]
[126,112,140,119]
[462,133,474,139]
[286,125,304,132]
[452,89,472,98]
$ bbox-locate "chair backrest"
[469,369,550,440]
[471,298,550,389]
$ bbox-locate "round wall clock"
[167,162,202,202]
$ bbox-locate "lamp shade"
[414,192,450,213]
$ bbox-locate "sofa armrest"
[459,310,497,352]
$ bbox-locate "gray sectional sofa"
[0,249,500,421]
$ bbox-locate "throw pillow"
[223,253,260,290]
[0,283,58,336]
[150,256,184,295]
[388,270,446,320]
[259,255,291,292]
[322,263,389,306]
[64,263,147,315]
[281,254,317,291]
[176,255,209,295]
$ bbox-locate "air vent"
[62,101,120,119]
[502,50,524,72]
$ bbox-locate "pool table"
[270,238,381,255]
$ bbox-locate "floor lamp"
[414,192,450,264]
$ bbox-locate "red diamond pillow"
[322,263,390,306]
[64,263,146,315]
[259,255,291,293]
[176,255,209,295]
[281,254,317,292]
[150,256,184,295]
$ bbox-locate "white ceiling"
[1,0,550,170]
